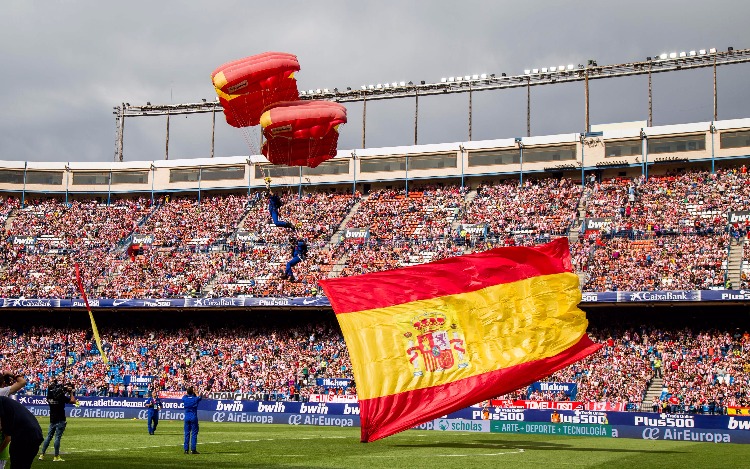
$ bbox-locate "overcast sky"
[1,0,749,164]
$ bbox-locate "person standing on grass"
[182,387,201,454]
[39,381,77,462]
[0,396,43,469]
[144,391,162,435]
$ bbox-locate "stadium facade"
[1,117,749,198]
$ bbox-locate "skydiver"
[282,236,307,282]
[267,189,295,230]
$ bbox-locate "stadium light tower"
[515,137,524,186]
[580,131,604,188]
[116,47,750,161]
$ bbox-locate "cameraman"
[38,380,77,462]
[0,372,26,397]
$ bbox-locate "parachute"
[212,52,300,128]
[212,52,347,169]
[260,101,347,168]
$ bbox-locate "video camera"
[1,373,21,387]
[47,381,73,404]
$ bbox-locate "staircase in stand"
[726,237,745,289]
[4,208,17,232]
[325,195,368,251]
[640,376,664,412]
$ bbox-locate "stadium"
[2,31,750,469]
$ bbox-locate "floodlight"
[464,75,470,80]
[550,66,557,72]
[440,77,447,82]
[456,76,463,81]
[689,51,696,56]
[559,65,565,71]
[472,74,479,80]
[679,52,686,57]
[368,85,374,90]
[709,48,716,53]
[360,85,366,90]
[448,77,454,82]
[480,73,487,79]
[532,68,539,73]
[323,88,329,93]
[669,52,677,58]
[659,53,668,60]
[541,67,548,73]
[308,90,314,94]
[375,84,382,89]
[299,91,306,95]
[315,89,322,93]
[567,64,574,70]
[524,70,531,74]
[399,81,406,86]
[699,49,707,55]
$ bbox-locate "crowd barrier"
[14,396,750,444]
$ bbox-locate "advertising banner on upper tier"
[0,290,749,308]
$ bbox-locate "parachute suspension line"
[225,102,259,156]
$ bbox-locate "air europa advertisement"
[13,396,750,443]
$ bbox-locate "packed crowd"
[0,319,353,401]
[344,185,463,241]
[1,321,747,412]
[583,233,729,291]
[465,177,581,238]
[211,189,357,296]
[657,327,750,413]
[0,165,749,297]
[584,168,750,235]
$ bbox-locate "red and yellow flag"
[320,238,601,442]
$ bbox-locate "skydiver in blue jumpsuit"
[283,237,307,282]
[267,191,295,229]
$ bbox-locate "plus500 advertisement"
[16,396,750,443]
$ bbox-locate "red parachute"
[212,52,300,127]
[260,101,347,168]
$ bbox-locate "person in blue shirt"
[267,191,295,229]
[282,237,308,282]
[144,391,162,435]
[181,387,201,454]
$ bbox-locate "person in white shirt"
[0,373,26,397]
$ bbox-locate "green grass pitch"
[32,418,749,468]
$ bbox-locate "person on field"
[182,387,202,454]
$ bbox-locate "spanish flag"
[320,238,601,442]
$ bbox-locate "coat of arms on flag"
[405,312,468,376]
